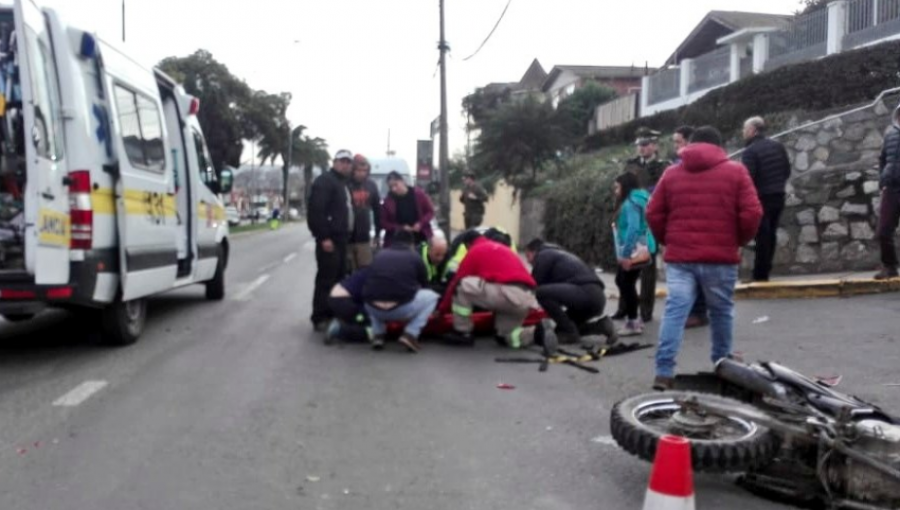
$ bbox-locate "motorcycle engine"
[829,419,900,504]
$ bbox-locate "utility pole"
[438,0,451,236]
[284,123,292,219]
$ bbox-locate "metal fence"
[592,93,639,132]
[688,47,731,93]
[647,67,680,105]
[765,9,828,71]
[845,0,900,48]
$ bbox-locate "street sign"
[430,117,440,139]
[416,140,434,183]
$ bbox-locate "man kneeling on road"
[363,231,439,353]
[525,239,617,346]
[419,235,452,293]
[441,231,539,348]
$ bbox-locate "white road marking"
[284,253,297,263]
[53,381,108,407]
[258,261,280,274]
[234,274,271,301]
[590,435,618,447]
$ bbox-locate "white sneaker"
[618,319,644,337]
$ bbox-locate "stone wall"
[741,100,895,276]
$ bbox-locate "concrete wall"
[450,180,521,244]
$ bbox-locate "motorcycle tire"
[610,391,780,473]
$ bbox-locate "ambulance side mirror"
[218,168,234,194]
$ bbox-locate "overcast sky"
[36,0,794,166]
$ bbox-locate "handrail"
[728,86,900,159]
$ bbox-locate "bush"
[540,152,631,269]
[584,39,900,151]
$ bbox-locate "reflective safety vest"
[421,242,467,284]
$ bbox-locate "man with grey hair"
[742,116,791,282]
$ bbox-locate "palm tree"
[293,136,330,203]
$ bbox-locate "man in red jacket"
[440,231,539,348]
[646,126,763,391]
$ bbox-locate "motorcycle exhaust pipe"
[715,358,787,400]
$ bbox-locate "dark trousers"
[879,189,900,268]
[311,239,348,324]
[616,268,642,320]
[639,255,657,322]
[536,283,606,341]
[464,213,484,229]
[753,193,785,281]
[327,295,369,342]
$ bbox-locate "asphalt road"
[0,224,898,510]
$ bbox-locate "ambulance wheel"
[100,297,146,346]
[205,244,226,301]
[2,313,34,323]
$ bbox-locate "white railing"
[688,47,731,93]
[639,0,900,120]
[647,68,680,105]
[845,0,900,48]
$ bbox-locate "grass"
[230,222,275,234]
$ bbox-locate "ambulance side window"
[113,84,166,173]
[192,129,215,187]
[22,24,64,160]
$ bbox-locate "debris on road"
[306,476,321,483]
[496,383,516,390]
[816,375,843,387]
[752,316,770,324]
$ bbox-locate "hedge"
[583,39,900,150]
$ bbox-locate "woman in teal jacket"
[613,172,656,336]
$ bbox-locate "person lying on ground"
[326,267,371,344]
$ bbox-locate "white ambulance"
[0,0,233,345]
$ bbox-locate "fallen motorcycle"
[610,358,900,509]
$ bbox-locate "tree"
[798,0,836,14]
[462,86,513,128]
[556,82,618,143]
[158,50,252,171]
[471,97,565,191]
[292,134,330,203]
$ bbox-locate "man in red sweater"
[646,126,763,391]
[440,231,538,348]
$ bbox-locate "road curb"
[606,277,900,301]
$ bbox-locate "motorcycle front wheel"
[610,391,780,473]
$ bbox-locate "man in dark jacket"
[381,172,435,247]
[876,103,900,280]
[460,172,489,229]
[307,150,355,331]
[363,231,439,353]
[742,116,792,282]
[348,154,381,270]
[525,239,616,346]
[647,126,762,391]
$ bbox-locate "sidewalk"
[598,269,900,300]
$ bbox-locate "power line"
[462,0,512,61]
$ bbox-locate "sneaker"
[324,319,341,345]
[874,267,899,280]
[618,319,644,337]
[371,335,385,351]
[582,316,618,346]
[685,315,710,329]
[398,334,421,353]
[652,376,675,391]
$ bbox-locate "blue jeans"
[365,289,440,339]
[656,263,738,378]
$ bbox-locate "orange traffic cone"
[642,435,695,510]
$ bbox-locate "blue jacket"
[615,189,657,259]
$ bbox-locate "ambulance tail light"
[68,170,93,250]
[189,97,200,115]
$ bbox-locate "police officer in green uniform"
[614,128,666,323]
